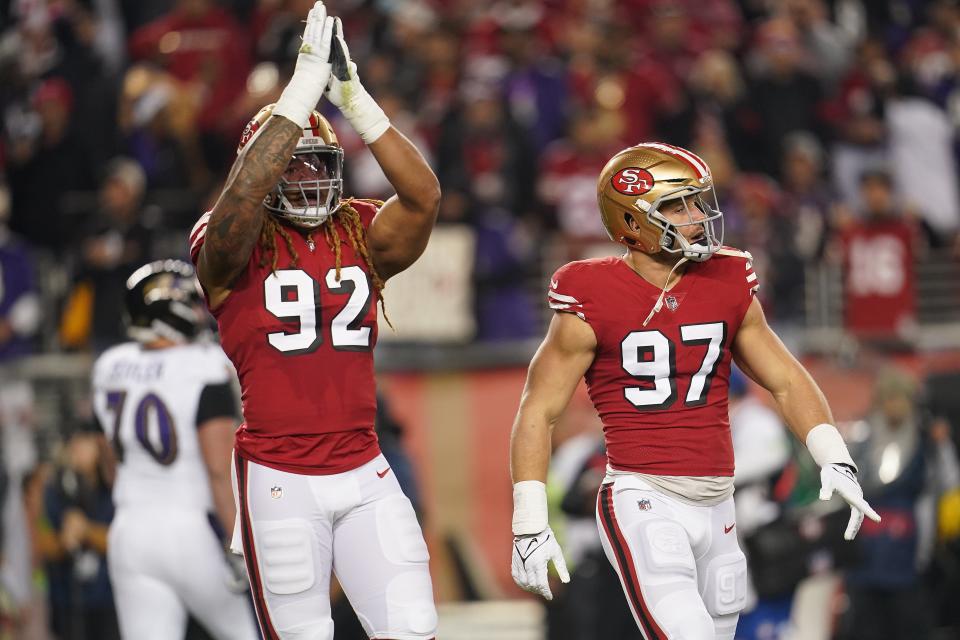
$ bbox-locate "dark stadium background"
[0,0,959,638]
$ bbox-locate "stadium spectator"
[0,182,39,362]
[76,158,155,351]
[839,367,960,640]
[42,424,117,640]
[6,77,95,251]
[537,108,622,244]
[117,64,209,193]
[743,17,827,176]
[836,169,920,342]
[127,0,253,168]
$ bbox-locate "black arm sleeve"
[196,382,239,428]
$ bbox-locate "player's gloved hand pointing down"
[806,424,881,541]
[512,526,569,600]
[510,480,570,600]
[819,462,881,540]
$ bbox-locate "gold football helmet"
[237,104,344,228]
[597,142,723,262]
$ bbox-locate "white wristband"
[512,480,548,536]
[805,423,857,471]
[272,75,321,128]
[342,89,390,145]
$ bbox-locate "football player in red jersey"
[509,143,880,639]
[188,3,440,639]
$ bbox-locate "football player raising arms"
[189,3,440,638]
[509,143,879,639]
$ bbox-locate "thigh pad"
[701,551,748,617]
[376,495,429,565]
[634,520,696,580]
[255,519,316,595]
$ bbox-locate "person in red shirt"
[128,0,252,141]
[508,143,879,639]
[189,4,440,639]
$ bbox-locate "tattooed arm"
[197,117,302,309]
[196,2,334,309]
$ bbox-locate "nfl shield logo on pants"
[637,499,652,511]
[270,485,283,499]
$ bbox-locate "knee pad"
[275,615,333,640]
[309,620,334,640]
[633,520,696,580]
[652,590,715,640]
[701,551,747,617]
[255,519,316,595]
[383,570,438,638]
[376,495,429,565]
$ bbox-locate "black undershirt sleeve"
[195,381,239,429]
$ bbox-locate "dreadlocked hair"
[258,198,392,328]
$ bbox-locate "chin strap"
[641,256,688,327]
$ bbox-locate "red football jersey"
[548,250,759,476]
[190,201,381,474]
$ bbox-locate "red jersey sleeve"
[714,247,760,323]
[743,251,760,298]
[189,211,211,266]
[547,261,594,327]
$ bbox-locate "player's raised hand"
[511,526,570,600]
[819,463,881,540]
[324,17,390,144]
[271,1,335,126]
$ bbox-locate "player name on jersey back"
[548,250,759,477]
[101,359,166,384]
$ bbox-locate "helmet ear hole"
[623,211,642,233]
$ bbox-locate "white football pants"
[596,474,748,640]
[234,452,437,640]
[107,507,259,640]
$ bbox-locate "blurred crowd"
[1,0,960,638]
[1,0,960,349]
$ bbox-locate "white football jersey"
[92,341,238,512]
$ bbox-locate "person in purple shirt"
[0,183,40,363]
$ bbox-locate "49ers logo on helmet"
[611,167,655,196]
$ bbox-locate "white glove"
[511,526,570,600]
[819,463,881,540]
[324,17,390,144]
[273,1,335,127]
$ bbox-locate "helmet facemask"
[635,184,724,262]
[265,143,344,228]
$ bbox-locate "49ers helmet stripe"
[638,142,709,178]
[656,142,710,174]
